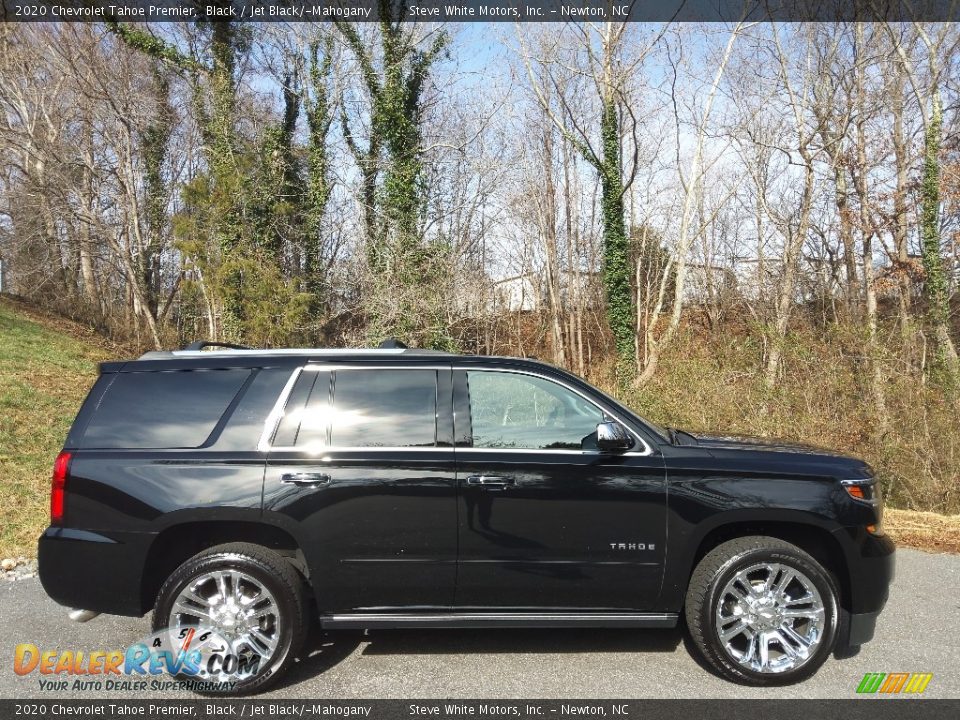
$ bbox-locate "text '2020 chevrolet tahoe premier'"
[39,343,894,694]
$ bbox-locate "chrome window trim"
[257,367,305,452]
[462,367,654,457]
[258,363,655,457]
[172,348,408,357]
[259,365,448,453]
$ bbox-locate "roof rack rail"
[378,338,408,349]
[181,341,253,352]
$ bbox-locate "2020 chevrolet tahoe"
[39,343,895,694]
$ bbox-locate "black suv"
[39,343,894,693]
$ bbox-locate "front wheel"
[685,536,839,685]
[152,543,307,695]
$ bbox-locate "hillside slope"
[0,297,956,561]
[0,297,115,557]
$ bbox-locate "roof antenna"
[378,338,408,349]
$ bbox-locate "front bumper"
[847,609,881,646]
[831,526,895,647]
[38,527,151,617]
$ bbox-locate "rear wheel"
[153,543,307,695]
[685,536,839,685]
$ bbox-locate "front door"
[453,368,667,611]
[262,364,457,612]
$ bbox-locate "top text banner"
[3,0,959,22]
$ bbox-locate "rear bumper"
[38,527,151,617]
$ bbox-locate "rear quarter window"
[80,369,250,449]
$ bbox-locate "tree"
[887,22,960,384]
[519,21,665,379]
[336,10,452,347]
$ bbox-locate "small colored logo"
[14,625,263,692]
[856,672,933,695]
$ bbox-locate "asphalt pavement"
[1,548,957,700]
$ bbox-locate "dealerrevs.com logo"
[13,626,263,693]
[856,673,934,695]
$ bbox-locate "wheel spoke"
[783,592,816,606]
[735,572,759,597]
[776,631,799,659]
[216,572,229,602]
[173,600,214,621]
[781,607,824,620]
[230,571,244,602]
[771,569,795,598]
[727,585,750,604]
[251,598,277,620]
[176,588,210,611]
[737,629,759,667]
[247,628,278,655]
[720,620,749,643]
[758,631,771,670]
[780,622,814,653]
[761,565,779,594]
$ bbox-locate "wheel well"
[140,522,304,613]
[690,522,851,611]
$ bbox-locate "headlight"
[841,478,880,504]
[842,479,884,534]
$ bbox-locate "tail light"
[51,451,71,525]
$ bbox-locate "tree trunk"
[919,86,960,380]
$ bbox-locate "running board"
[321,612,678,630]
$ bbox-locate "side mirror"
[596,421,633,452]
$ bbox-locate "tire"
[684,536,839,686]
[152,543,307,696]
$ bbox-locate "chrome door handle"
[280,472,330,487]
[466,475,515,488]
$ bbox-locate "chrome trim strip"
[459,366,654,456]
[258,364,655,457]
[327,612,677,622]
[265,446,649,456]
[302,364,450,371]
[173,348,408,357]
[257,367,304,452]
[321,612,678,629]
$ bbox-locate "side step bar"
[321,612,678,630]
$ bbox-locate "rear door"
[262,363,457,612]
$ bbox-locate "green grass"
[0,299,111,558]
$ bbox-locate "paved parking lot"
[1,548,957,699]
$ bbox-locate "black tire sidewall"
[152,549,301,695]
[701,546,840,685]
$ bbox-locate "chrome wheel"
[715,562,825,674]
[169,569,280,682]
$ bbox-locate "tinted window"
[466,371,605,450]
[217,368,295,450]
[271,369,331,450]
[327,370,437,448]
[81,370,250,449]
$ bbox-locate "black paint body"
[38,351,894,641]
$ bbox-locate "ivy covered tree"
[336,7,453,348]
[107,11,328,346]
